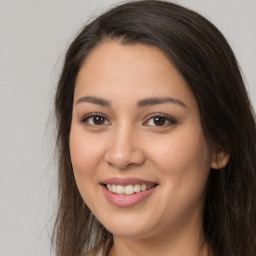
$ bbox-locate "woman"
[52,1,256,255]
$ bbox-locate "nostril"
[104,140,145,170]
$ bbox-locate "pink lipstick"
[100,177,158,207]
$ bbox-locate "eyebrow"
[75,96,187,108]
[137,97,187,108]
[75,96,111,106]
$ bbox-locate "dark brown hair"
[53,1,256,255]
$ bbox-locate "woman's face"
[70,41,214,239]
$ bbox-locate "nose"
[104,124,145,170]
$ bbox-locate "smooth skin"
[69,41,229,256]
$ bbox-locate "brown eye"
[81,114,111,126]
[153,117,166,126]
[93,116,105,125]
[144,115,177,127]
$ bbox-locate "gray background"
[0,0,255,255]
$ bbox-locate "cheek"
[146,127,211,226]
[151,126,210,173]
[69,124,107,204]
[69,125,106,209]
[148,125,211,207]
[69,126,104,176]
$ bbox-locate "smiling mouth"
[103,184,158,195]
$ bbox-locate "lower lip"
[102,185,157,207]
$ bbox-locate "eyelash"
[143,114,177,127]
[80,113,177,127]
[80,113,110,126]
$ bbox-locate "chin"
[97,213,157,239]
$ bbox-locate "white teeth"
[116,185,125,194]
[141,184,147,191]
[134,184,141,193]
[112,184,117,193]
[106,184,155,195]
[124,185,134,195]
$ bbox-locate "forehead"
[74,41,197,109]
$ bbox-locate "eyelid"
[79,112,177,127]
[143,113,177,127]
[80,112,111,125]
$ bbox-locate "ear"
[211,149,230,170]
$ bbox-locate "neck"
[108,235,210,256]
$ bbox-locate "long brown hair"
[52,1,256,255]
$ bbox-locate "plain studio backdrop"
[0,0,255,255]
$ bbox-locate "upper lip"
[100,177,158,186]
